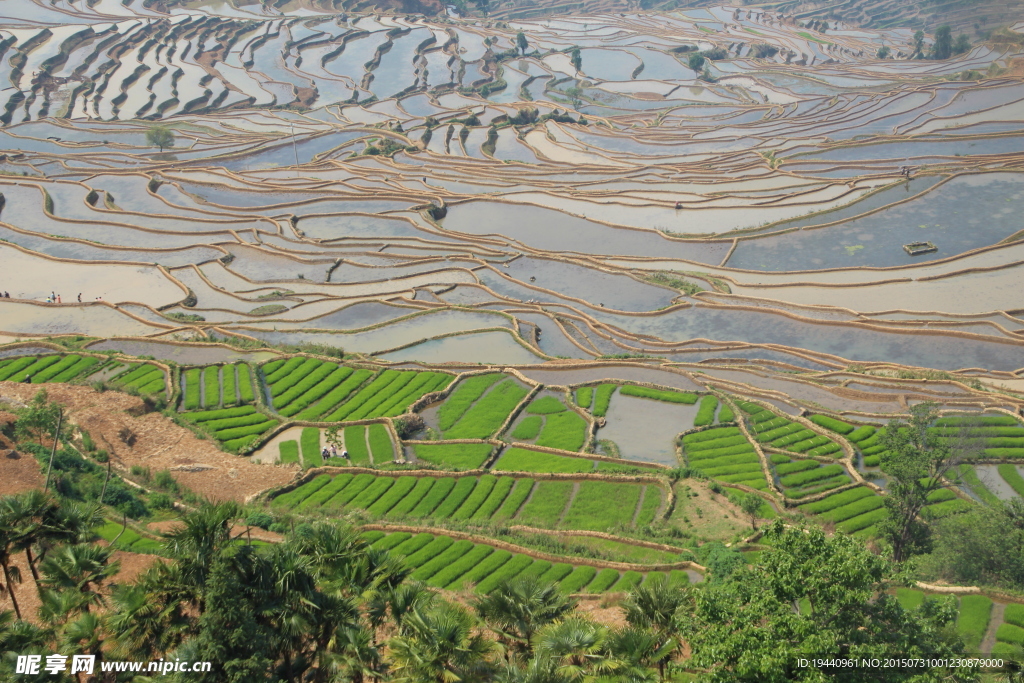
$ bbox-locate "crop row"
[0,354,102,385]
[533,406,588,452]
[619,385,698,405]
[575,384,616,417]
[693,395,719,427]
[274,473,660,530]
[363,530,694,594]
[108,363,166,395]
[183,405,278,451]
[182,363,255,411]
[684,429,767,489]
[739,403,840,457]
[444,378,530,439]
[493,447,641,474]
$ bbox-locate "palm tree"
[104,583,184,660]
[39,543,119,612]
[388,601,495,683]
[474,577,576,659]
[621,576,687,679]
[367,582,435,639]
[326,625,383,683]
[496,655,571,683]
[603,626,674,682]
[0,522,25,619]
[162,502,237,610]
[535,617,606,682]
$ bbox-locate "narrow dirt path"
[557,481,581,527]
[980,600,1006,655]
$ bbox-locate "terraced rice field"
[360,530,693,594]
[181,405,279,452]
[273,472,663,530]
[181,363,255,410]
[262,360,451,420]
[682,426,769,490]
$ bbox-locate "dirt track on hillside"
[0,382,297,503]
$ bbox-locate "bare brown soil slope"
[0,382,296,503]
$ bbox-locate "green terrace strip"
[293,368,374,421]
[182,368,201,410]
[367,424,395,463]
[693,395,718,427]
[511,416,543,440]
[774,460,851,499]
[810,415,892,465]
[438,373,505,430]
[301,427,321,468]
[203,366,221,408]
[343,425,372,465]
[0,354,102,384]
[718,403,735,423]
[222,364,238,406]
[412,442,494,469]
[525,396,567,414]
[998,464,1024,497]
[279,440,299,464]
[619,385,698,404]
[534,408,588,452]
[955,464,1002,506]
[493,448,659,475]
[517,481,574,527]
[109,363,166,394]
[739,402,841,458]
[683,427,768,490]
[360,528,679,593]
[575,386,594,410]
[444,378,531,439]
[591,384,616,417]
[182,405,278,452]
[929,414,1024,459]
[560,481,646,531]
[94,521,163,554]
[956,595,994,651]
[322,369,452,422]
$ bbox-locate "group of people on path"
[321,443,348,461]
[42,292,98,303]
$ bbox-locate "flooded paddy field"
[0,0,1023,634]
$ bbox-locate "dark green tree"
[474,576,577,659]
[570,47,582,74]
[517,31,528,55]
[190,553,274,683]
[954,34,972,54]
[878,403,961,562]
[145,125,174,153]
[688,53,705,71]
[932,25,953,59]
[876,46,890,59]
[684,521,971,682]
[913,30,925,58]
